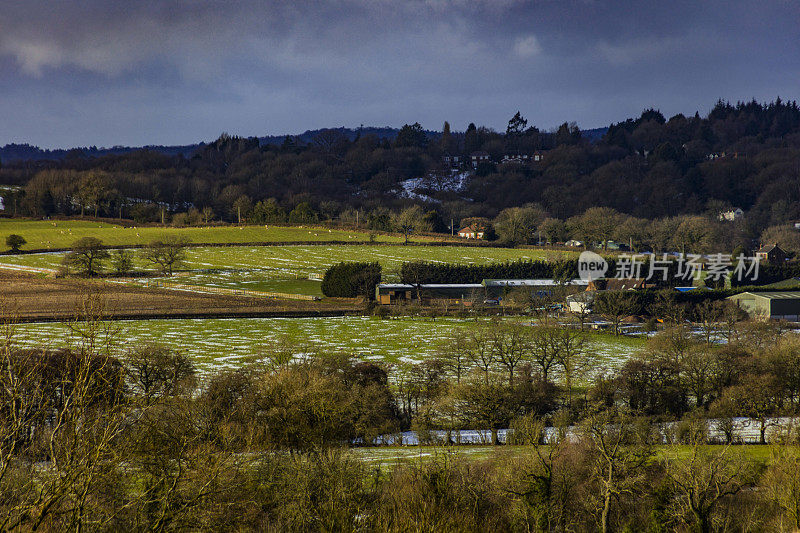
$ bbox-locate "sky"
[1,0,798,149]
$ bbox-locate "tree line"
[58,236,189,276]
[2,98,800,249]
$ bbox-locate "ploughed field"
[0,271,359,320]
[9,316,645,374]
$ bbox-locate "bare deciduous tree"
[143,236,189,276]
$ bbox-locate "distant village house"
[470,151,490,168]
[501,154,529,164]
[441,153,462,168]
[718,207,744,222]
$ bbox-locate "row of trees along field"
[57,236,189,276]
[2,99,800,244]
[5,302,800,531]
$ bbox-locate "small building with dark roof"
[755,244,787,264]
[376,283,484,305]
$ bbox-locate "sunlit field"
[0,219,423,249]
[0,244,576,285]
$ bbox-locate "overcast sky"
[1,0,798,148]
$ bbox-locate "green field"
[0,219,418,250]
[0,244,574,285]
[9,316,644,374]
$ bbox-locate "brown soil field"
[0,272,362,322]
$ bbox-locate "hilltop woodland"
[5,296,800,531]
[3,99,800,254]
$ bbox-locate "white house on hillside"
[718,208,744,221]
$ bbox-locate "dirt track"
[0,272,362,322]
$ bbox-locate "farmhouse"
[727,291,800,321]
[566,291,594,313]
[568,278,649,313]
[458,224,485,239]
[755,244,787,264]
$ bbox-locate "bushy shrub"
[321,261,381,298]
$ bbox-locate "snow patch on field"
[10,317,642,378]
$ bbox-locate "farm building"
[566,291,594,313]
[482,279,588,299]
[376,284,414,304]
[376,283,484,304]
[755,244,787,264]
[727,291,800,320]
[376,278,589,304]
[587,278,649,291]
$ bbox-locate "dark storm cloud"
[1,0,798,148]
